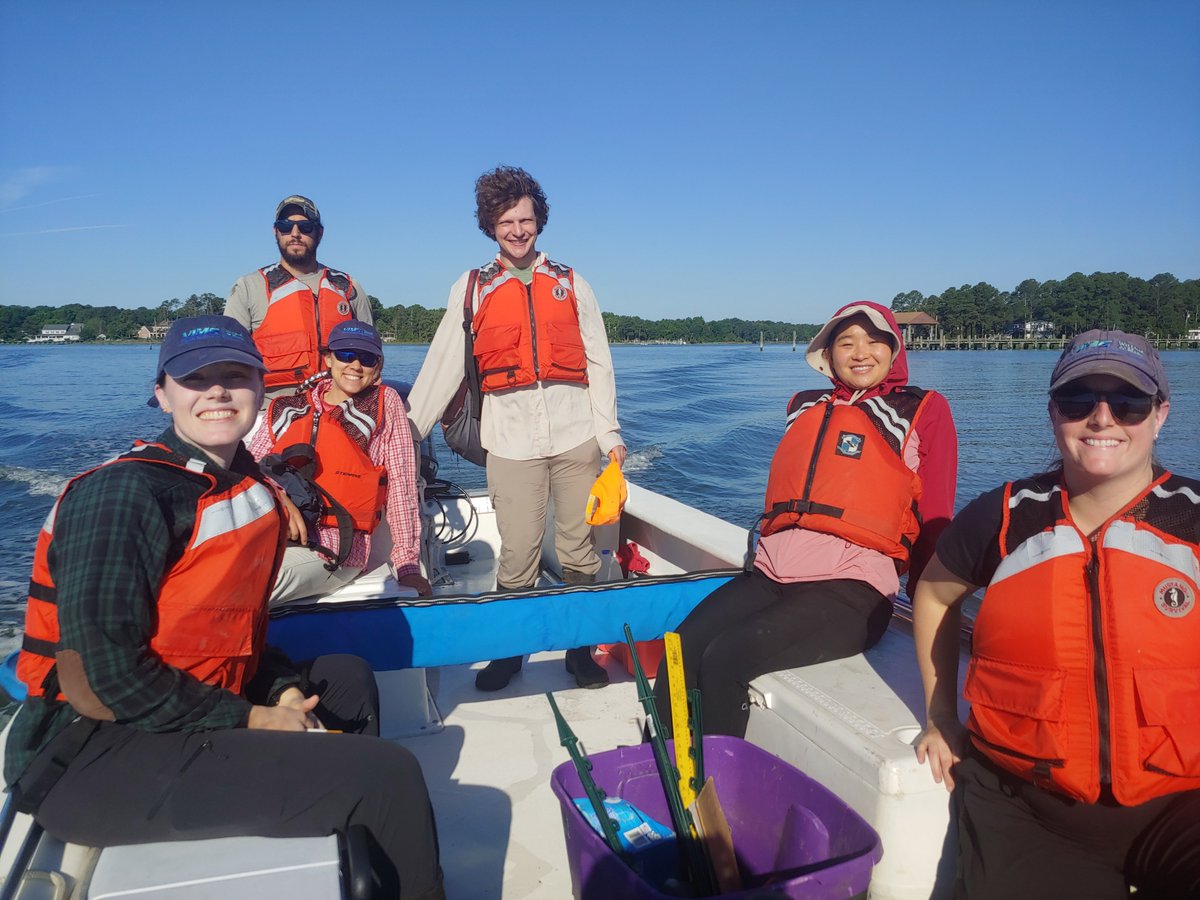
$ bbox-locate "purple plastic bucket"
[550,736,881,899]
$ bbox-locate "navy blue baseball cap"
[157,315,266,380]
[326,320,383,356]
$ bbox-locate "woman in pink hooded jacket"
[653,301,958,737]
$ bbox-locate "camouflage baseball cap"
[275,194,320,222]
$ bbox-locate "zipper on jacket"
[969,728,1065,769]
[799,403,836,501]
[1086,540,1112,787]
[525,283,539,376]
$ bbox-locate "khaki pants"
[487,438,602,588]
[270,545,362,606]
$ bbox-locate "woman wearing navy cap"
[250,319,431,604]
[915,330,1199,898]
[6,315,444,899]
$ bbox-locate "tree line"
[3,271,1197,344]
[892,272,1199,338]
[0,294,819,345]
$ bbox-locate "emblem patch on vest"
[337,300,351,316]
[552,285,569,301]
[835,431,865,459]
[1154,578,1194,618]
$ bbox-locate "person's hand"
[248,692,323,732]
[257,687,323,730]
[608,445,627,468]
[278,492,307,545]
[395,571,433,596]
[915,717,967,791]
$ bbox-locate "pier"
[905,336,1200,351]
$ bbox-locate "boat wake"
[0,465,68,498]
[622,445,663,473]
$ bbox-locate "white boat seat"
[745,627,968,900]
[87,834,342,899]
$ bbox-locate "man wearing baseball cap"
[224,195,374,402]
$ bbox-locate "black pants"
[652,571,893,737]
[31,655,444,899]
[953,750,1200,899]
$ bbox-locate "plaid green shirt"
[5,429,298,786]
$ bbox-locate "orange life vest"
[18,442,286,703]
[760,388,927,566]
[966,471,1200,806]
[471,257,589,392]
[266,384,388,532]
[253,264,356,391]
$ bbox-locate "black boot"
[475,655,523,692]
[565,647,610,689]
[561,569,609,688]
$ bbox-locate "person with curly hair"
[408,166,625,691]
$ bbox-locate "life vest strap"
[28,580,55,604]
[766,498,846,521]
[259,448,358,572]
[21,634,57,659]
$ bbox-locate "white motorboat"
[0,464,967,899]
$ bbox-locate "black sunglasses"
[331,349,380,367]
[274,218,318,235]
[1050,388,1155,425]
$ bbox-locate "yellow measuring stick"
[663,631,697,808]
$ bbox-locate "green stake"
[688,687,706,792]
[546,692,624,857]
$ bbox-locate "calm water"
[2,342,1197,653]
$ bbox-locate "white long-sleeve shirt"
[407,254,622,461]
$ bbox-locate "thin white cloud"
[0,224,129,237]
[0,192,101,214]
[0,166,77,208]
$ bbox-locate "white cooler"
[745,628,969,900]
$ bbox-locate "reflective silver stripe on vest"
[862,395,911,445]
[1102,519,1200,583]
[271,402,311,440]
[477,267,516,305]
[41,500,61,536]
[266,279,311,306]
[533,260,572,294]
[785,394,831,427]
[1008,484,1061,508]
[191,482,277,549]
[1152,482,1200,505]
[337,398,376,441]
[992,525,1085,586]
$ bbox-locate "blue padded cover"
[267,571,736,670]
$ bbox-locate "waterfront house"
[136,323,171,341]
[26,323,83,343]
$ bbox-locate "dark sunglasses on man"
[274,218,319,235]
[331,349,380,368]
[1050,386,1155,425]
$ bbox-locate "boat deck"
[401,654,644,898]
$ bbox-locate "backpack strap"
[259,444,357,572]
[462,269,483,424]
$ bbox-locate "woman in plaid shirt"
[6,316,444,899]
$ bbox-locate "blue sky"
[1,0,1197,324]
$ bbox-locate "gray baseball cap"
[1049,329,1168,399]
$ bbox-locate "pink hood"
[805,300,908,401]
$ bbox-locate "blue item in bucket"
[572,797,677,888]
